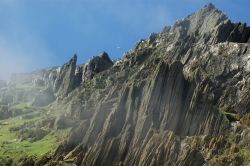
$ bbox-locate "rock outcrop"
[4,52,114,105]
[1,3,250,166]
[53,54,78,97]
[83,52,113,82]
[47,4,250,166]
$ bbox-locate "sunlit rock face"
[53,54,78,98]
[82,51,114,82]
[48,4,250,166]
[1,3,250,166]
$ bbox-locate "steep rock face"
[183,42,250,115]
[1,4,249,166]
[83,52,113,82]
[75,65,84,86]
[5,52,113,104]
[0,55,83,108]
[155,3,250,64]
[56,61,229,165]
[47,4,250,166]
[53,54,78,97]
[42,67,60,88]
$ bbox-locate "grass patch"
[0,114,70,159]
[11,103,30,110]
[238,148,250,158]
[220,111,240,122]
[15,83,35,89]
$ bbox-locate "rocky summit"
[0,3,250,166]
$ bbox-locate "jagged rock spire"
[205,2,216,10]
[171,3,227,40]
[53,54,78,97]
[83,52,113,82]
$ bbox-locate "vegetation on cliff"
[0,3,250,166]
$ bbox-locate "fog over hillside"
[0,2,250,166]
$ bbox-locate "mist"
[0,1,56,80]
[0,36,56,80]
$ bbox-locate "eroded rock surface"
[1,3,250,166]
[83,52,113,82]
[43,4,250,166]
[53,54,78,97]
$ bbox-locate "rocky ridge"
[47,4,250,166]
[0,3,250,166]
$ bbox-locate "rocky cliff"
[46,4,249,166]
[0,3,250,166]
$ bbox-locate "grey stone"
[82,52,113,82]
[53,54,78,97]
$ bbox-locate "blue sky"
[0,0,249,80]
